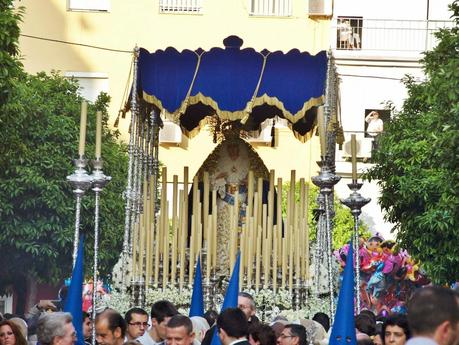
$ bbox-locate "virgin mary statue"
[195,132,269,274]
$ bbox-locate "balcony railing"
[334,17,454,52]
[159,0,202,13]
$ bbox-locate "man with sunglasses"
[125,308,150,341]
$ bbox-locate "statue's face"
[227,143,240,161]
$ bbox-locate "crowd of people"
[0,286,457,345]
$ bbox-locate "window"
[159,0,203,13]
[337,16,363,50]
[249,0,292,17]
[0,295,13,314]
[64,72,109,103]
[68,0,110,12]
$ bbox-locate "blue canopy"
[137,36,327,141]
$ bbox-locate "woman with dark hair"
[382,314,410,345]
[0,320,28,345]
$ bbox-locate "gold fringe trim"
[142,90,324,142]
[251,94,324,124]
[143,91,323,123]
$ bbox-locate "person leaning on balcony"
[365,111,384,153]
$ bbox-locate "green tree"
[366,2,459,284]
[0,0,24,103]
[282,183,370,249]
[0,72,128,312]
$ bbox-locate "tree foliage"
[282,183,370,249]
[366,1,459,284]
[0,0,24,103]
[0,72,128,293]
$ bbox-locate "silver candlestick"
[312,157,341,324]
[67,157,93,268]
[341,182,370,314]
[90,158,111,345]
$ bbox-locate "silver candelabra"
[341,181,370,314]
[312,157,341,324]
[67,157,93,267]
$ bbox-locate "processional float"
[114,35,350,316]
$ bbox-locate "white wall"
[337,64,424,133]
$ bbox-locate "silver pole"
[90,158,111,345]
[122,47,140,291]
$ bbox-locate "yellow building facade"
[16,0,331,180]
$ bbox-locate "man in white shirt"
[406,286,459,345]
[165,315,195,345]
[365,111,384,154]
[138,301,179,345]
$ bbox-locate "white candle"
[95,111,102,159]
[78,101,87,157]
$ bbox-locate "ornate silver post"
[312,158,341,324]
[313,194,325,294]
[293,277,302,310]
[139,118,149,301]
[202,248,212,309]
[122,47,140,292]
[138,276,145,308]
[90,158,111,345]
[67,157,93,267]
[341,182,370,314]
[150,110,160,216]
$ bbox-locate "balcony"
[333,17,454,54]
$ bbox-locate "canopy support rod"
[121,46,140,293]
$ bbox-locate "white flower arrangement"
[101,285,330,322]
[243,288,330,322]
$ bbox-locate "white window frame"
[249,0,292,17]
[68,0,110,12]
[159,0,203,14]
